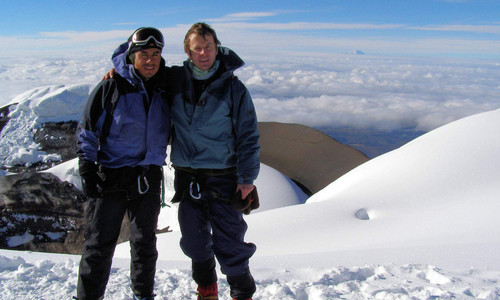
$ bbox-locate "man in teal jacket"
[169,23,260,300]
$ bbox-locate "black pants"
[77,166,162,300]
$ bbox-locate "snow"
[0,84,91,167]
[1,57,500,298]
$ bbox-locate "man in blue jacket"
[75,27,170,300]
[169,23,260,300]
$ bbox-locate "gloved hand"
[79,159,101,198]
[232,186,259,215]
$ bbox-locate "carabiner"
[138,175,150,195]
[189,181,202,200]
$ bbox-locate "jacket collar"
[183,46,244,80]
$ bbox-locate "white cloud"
[237,55,500,132]
[2,45,498,134]
[39,30,129,42]
[0,26,188,58]
[1,19,499,60]
[410,24,500,34]
[112,22,140,26]
[210,21,403,31]
[205,11,277,22]
[1,20,499,135]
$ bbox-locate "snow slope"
[114,109,500,272]
[44,158,308,233]
[1,87,500,298]
[2,108,498,299]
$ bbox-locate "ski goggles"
[129,27,164,48]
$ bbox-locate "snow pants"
[76,166,162,300]
[174,169,257,299]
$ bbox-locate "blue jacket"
[169,47,260,184]
[77,42,170,168]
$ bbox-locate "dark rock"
[6,120,78,173]
[33,121,79,163]
[0,172,132,254]
[0,172,86,254]
[0,104,11,135]
[0,172,86,213]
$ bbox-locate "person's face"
[187,33,217,71]
[133,48,162,79]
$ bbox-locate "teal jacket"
[169,47,260,184]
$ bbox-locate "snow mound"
[310,108,500,206]
[246,108,500,268]
[254,164,308,210]
[113,109,500,270]
[46,157,308,235]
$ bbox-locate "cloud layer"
[240,55,500,132]
[2,51,498,137]
[1,12,499,138]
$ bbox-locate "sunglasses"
[130,27,164,48]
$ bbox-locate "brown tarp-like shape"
[258,122,369,195]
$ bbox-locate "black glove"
[232,186,260,215]
[79,159,101,198]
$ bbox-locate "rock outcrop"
[34,121,79,164]
[0,171,133,254]
[0,172,87,254]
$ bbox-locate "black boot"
[227,269,256,300]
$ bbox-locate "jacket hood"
[111,41,165,84]
[217,46,245,73]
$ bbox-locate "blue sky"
[0,0,499,59]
